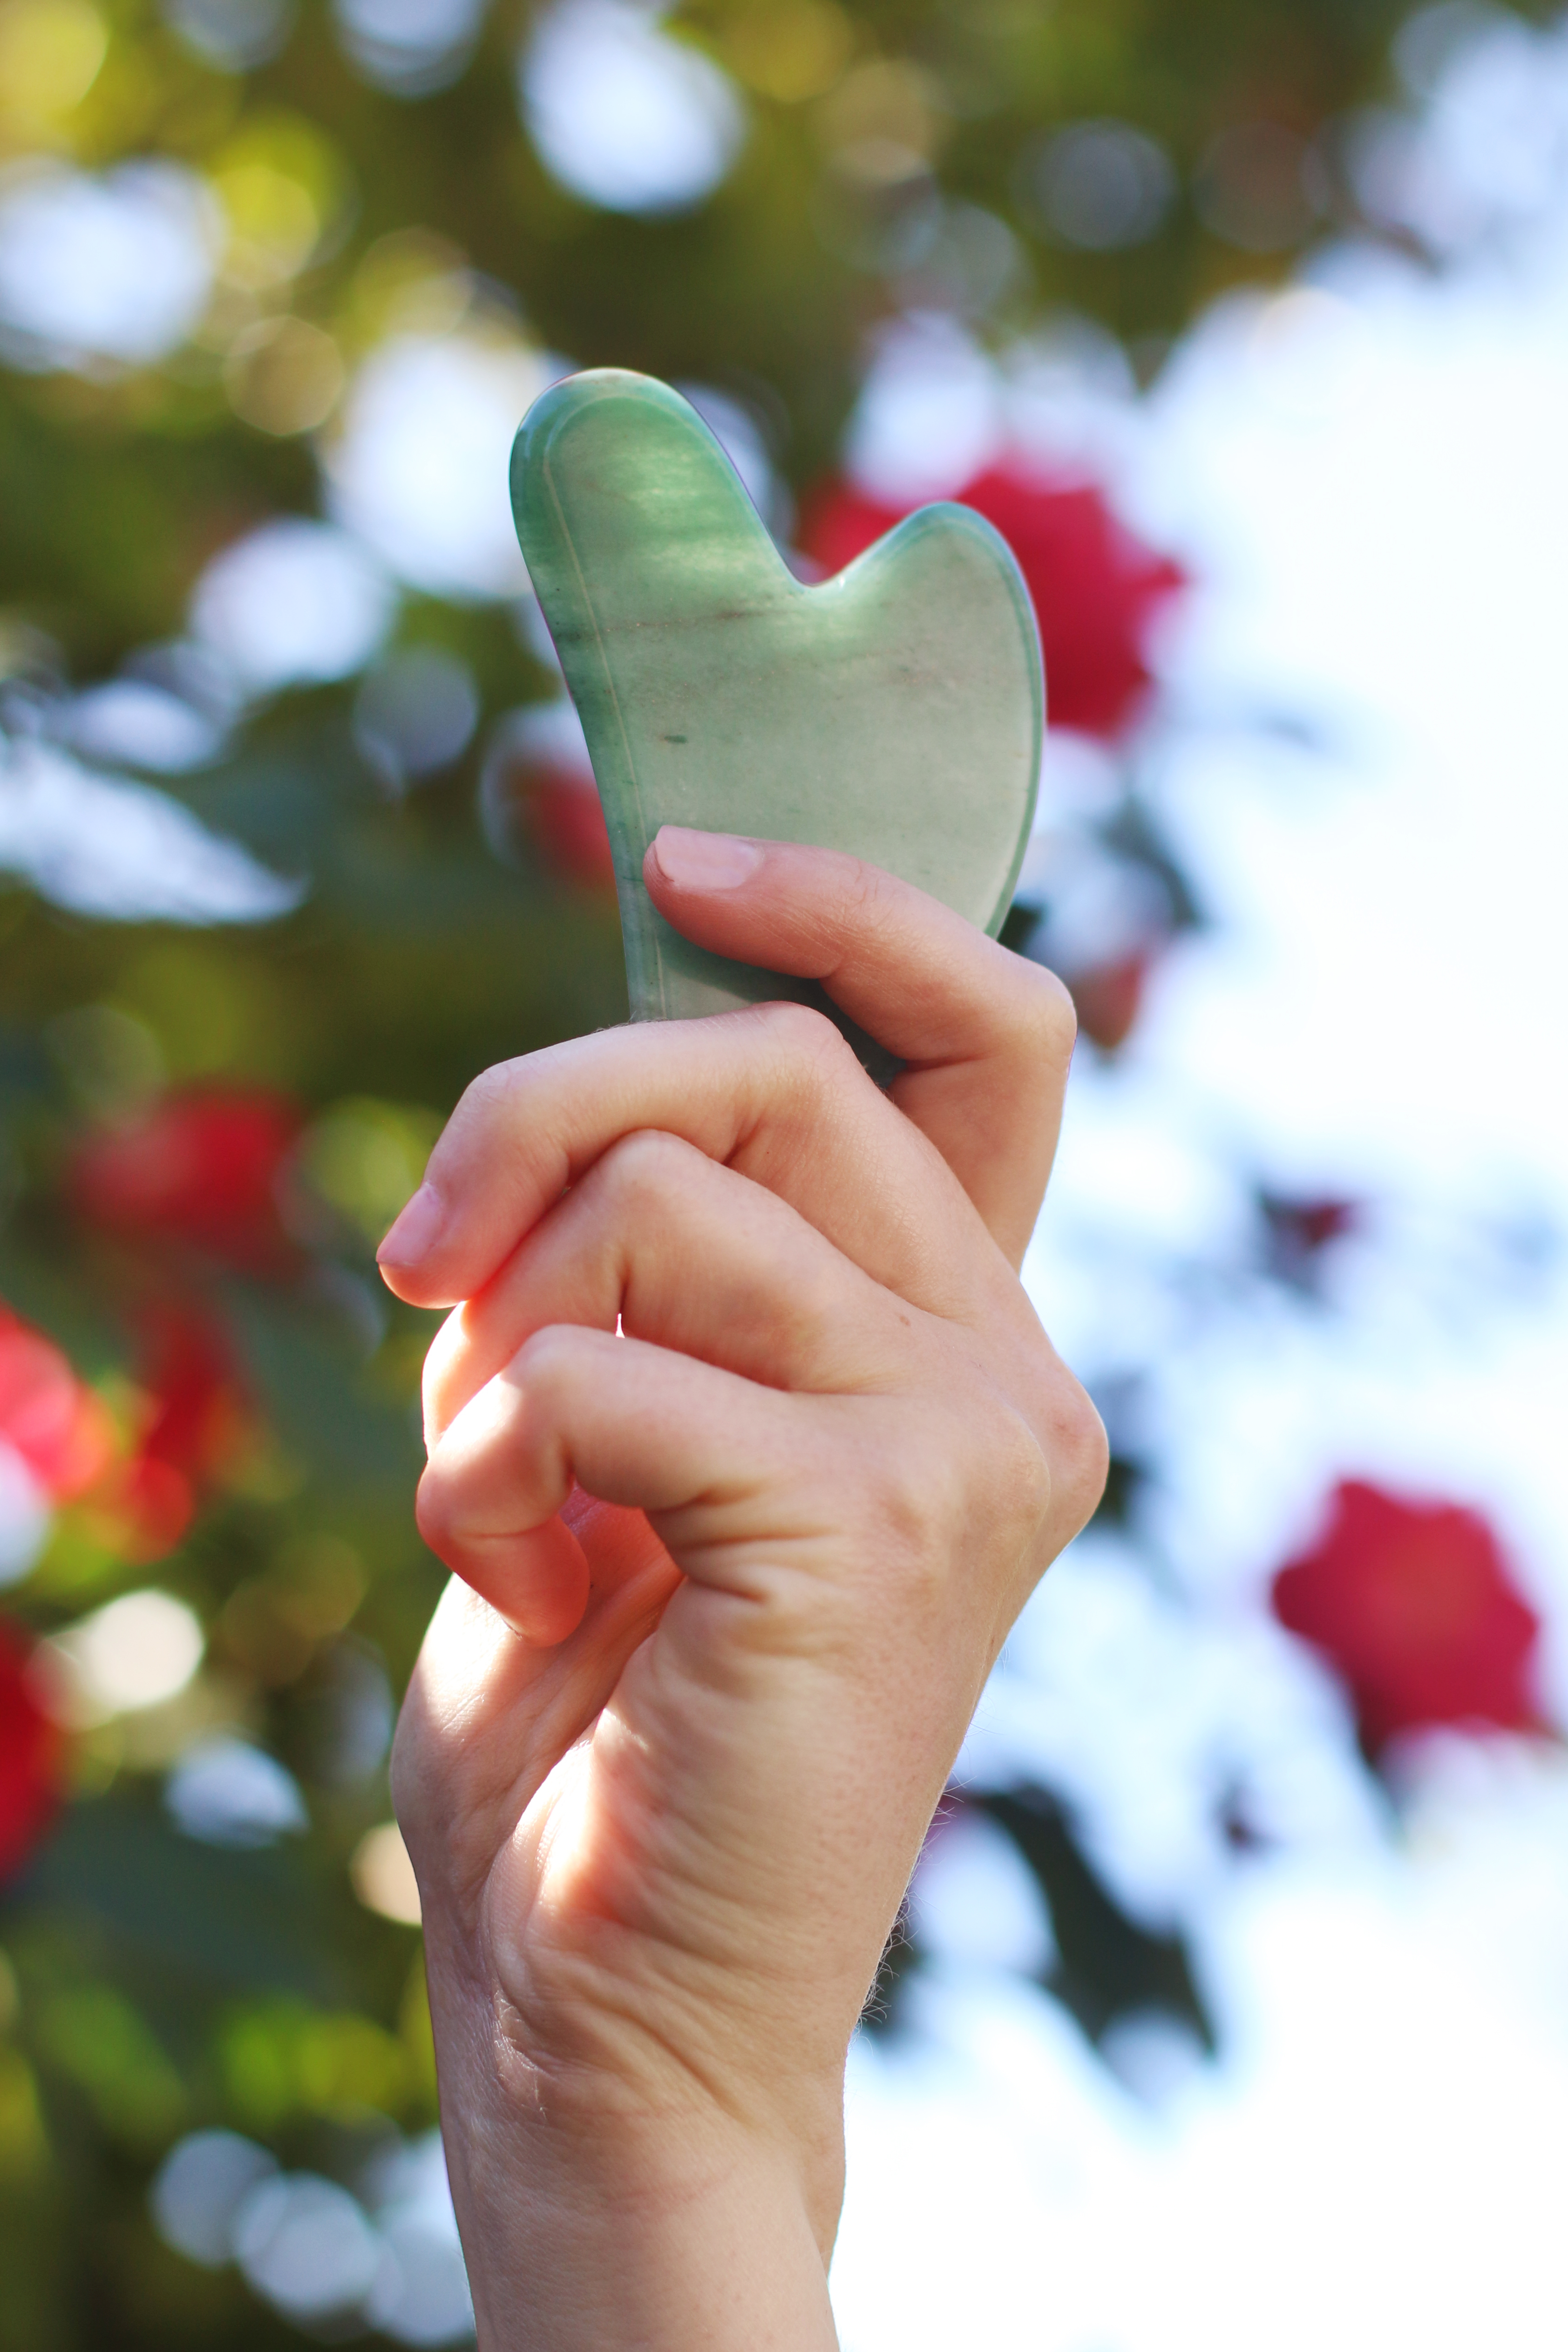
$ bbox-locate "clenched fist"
[377,827,1106,2351]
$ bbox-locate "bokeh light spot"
[0,162,216,369]
[161,0,292,68]
[224,315,345,435]
[190,518,395,695]
[165,1735,309,1847]
[209,115,350,290]
[520,0,747,217]
[0,0,108,131]
[151,2128,278,2266]
[1016,119,1176,251]
[353,646,480,789]
[298,1097,443,1245]
[234,2173,381,2322]
[332,0,486,96]
[326,330,555,598]
[51,1588,205,1720]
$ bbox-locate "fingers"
[422,1129,926,1442]
[416,1325,812,1636]
[392,1498,684,1890]
[644,830,1077,1269]
[378,843,1073,1312]
[413,1368,593,1642]
[416,1318,1091,1660]
[379,997,987,1316]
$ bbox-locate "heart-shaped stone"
[511,370,1043,1062]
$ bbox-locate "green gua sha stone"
[510,369,1043,1073]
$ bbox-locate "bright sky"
[833,27,1568,2351]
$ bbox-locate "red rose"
[1271,1480,1542,1754]
[81,1307,248,1564]
[0,1619,63,1882]
[0,1308,114,1502]
[798,469,1186,741]
[526,767,618,893]
[71,1092,302,1274]
[133,1305,240,1487]
[481,710,618,894]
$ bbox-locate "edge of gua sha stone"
[510,368,1044,1078]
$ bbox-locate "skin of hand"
[376,827,1108,2350]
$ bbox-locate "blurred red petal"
[107,1455,196,1564]
[798,467,1187,742]
[1272,1480,1542,1753]
[134,1304,243,1486]
[527,768,618,892]
[71,1093,302,1274]
[0,1619,63,1882]
[0,1309,115,1501]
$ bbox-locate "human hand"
[378,829,1107,2349]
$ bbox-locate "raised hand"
[377,829,1106,2351]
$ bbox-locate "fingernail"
[378,1183,445,1270]
[650,826,763,891]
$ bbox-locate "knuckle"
[755,995,843,1063]
[1046,1372,1110,1538]
[414,1459,462,1560]
[984,1401,1057,1549]
[756,998,862,1106]
[594,1125,698,1212]
[857,1428,967,1609]
[512,1321,591,1398]
[451,1055,524,1132]
[837,854,897,934]
[1010,958,1078,1068]
[423,1057,524,1185]
[419,1306,467,1428]
[510,1323,618,1438]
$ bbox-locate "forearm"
[427,1954,844,2351]
[453,2134,841,2352]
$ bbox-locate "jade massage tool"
[510,369,1043,1067]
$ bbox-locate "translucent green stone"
[511,370,1043,1063]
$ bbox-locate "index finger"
[378,998,991,1314]
[377,839,1073,1309]
[644,829,1076,1267]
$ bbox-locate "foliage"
[0,0,1554,2343]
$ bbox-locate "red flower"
[526,767,618,893]
[482,711,618,894]
[0,1618,63,1882]
[81,1307,250,1564]
[0,1308,114,1502]
[71,1092,302,1274]
[1272,1480,1542,1754]
[133,1305,239,1486]
[799,469,1187,741]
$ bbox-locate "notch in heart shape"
[511,370,1044,1067]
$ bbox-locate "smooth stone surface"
[511,369,1044,1064]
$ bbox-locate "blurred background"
[3,0,1568,2344]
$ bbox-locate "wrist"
[448,2071,843,2351]
[423,1939,847,2349]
